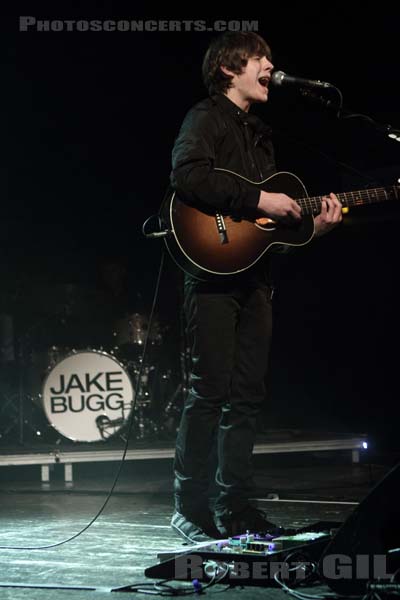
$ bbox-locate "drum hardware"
[112,312,164,362]
[124,359,161,440]
[0,389,20,441]
[4,300,83,445]
[0,385,51,444]
[95,414,127,440]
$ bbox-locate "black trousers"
[173,277,273,517]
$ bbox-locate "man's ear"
[220,65,235,78]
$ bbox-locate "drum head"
[42,350,134,442]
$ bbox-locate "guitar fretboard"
[299,186,399,215]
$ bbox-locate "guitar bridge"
[215,212,229,244]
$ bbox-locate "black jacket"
[170,94,277,286]
[170,93,276,214]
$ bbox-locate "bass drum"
[42,349,134,443]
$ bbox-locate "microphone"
[271,70,332,89]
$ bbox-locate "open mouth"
[258,77,269,88]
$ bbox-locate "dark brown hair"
[202,31,272,95]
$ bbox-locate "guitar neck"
[299,186,399,215]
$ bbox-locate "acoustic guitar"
[160,168,399,280]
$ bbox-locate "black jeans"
[173,277,273,517]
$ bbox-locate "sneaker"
[215,505,281,537]
[171,510,220,544]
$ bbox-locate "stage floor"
[0,452,395,600]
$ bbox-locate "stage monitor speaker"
[318,462,400,595]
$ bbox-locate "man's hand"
[314,193,342,237]
[258,190,302,223]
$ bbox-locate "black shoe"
[171,510,220,544]
[215,506,281,537]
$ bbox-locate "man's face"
[223,55,274,108]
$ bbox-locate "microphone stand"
[271,84,400,189]
[300,88,400,144]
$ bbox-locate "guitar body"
[161,170,315,280]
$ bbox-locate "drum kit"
[0,284,185,445]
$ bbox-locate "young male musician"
[169,31,342,543]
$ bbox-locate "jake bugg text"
[49,370,125,413]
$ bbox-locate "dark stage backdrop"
[1,10,399,449]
